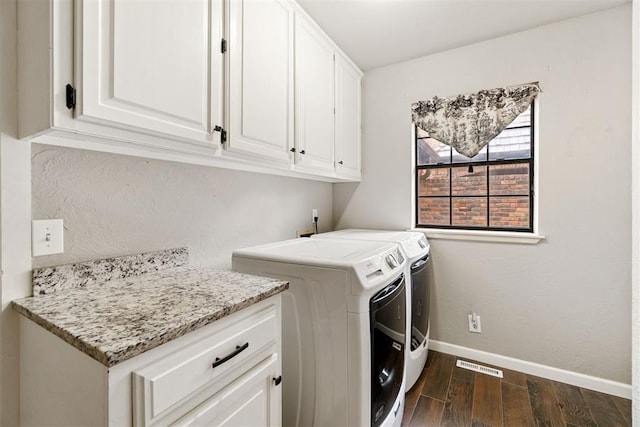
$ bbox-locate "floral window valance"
[411,82,540,158]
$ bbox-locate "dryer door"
[369,274,406,427]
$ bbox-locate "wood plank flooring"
[403,351,631,427]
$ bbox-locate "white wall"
[334,6,632,384]
[631,0,639,420]
[31,145,333,270]
[1,0,33,424]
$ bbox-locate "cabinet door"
[294,15,335,172]
[334,53,362,179]
[171,354,281,427]
[78,0,223,146]
[227,0,294,163]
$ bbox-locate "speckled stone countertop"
[12,249,288,367]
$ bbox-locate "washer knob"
[385,254,398,269]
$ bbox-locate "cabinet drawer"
[133,305,278,425]
[171,353,279,427]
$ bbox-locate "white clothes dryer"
[313,229,432,391]
[233,238,407,427]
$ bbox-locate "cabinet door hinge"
[221,38,227,53]
[213,125,227,143]
[65,84,76,110]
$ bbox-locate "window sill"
[409,228,545,244]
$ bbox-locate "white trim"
[532,98,540,235]
[429,340,631,399]
[631,0,640,422]
[410,228,545,244]
[29,133,359,183]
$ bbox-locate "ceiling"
[296,0,630,71]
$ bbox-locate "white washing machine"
[313,229,431,391]
[233,238,407,427]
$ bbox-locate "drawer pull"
[273,375,282,386]
[212,343,249,369]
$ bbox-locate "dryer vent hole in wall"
[297,227,315,238]
[456,360,504,378]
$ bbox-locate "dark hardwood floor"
[402,351,632,427]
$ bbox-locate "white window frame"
[410,101,544,244]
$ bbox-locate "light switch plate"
[32,219,64,256]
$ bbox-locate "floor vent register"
[456,359,504,378]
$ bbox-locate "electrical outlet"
[468,313,482,333]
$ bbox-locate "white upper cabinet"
[227,0,294,164]
[19,0,224,158]
[79,0,223,145]
[293,11,362,179]
[18,0,361,182]
[334,53,362,180]
[294,14,335,173]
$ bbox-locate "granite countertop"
[12,248,288,367]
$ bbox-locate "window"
[415,104,534,232]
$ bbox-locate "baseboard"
[429,340,632,399]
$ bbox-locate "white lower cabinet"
[19,297,282,427]
[172,355,279,427]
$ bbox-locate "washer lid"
[233,238,405,294]
[313,229,430,260]
[233,237,396,267]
